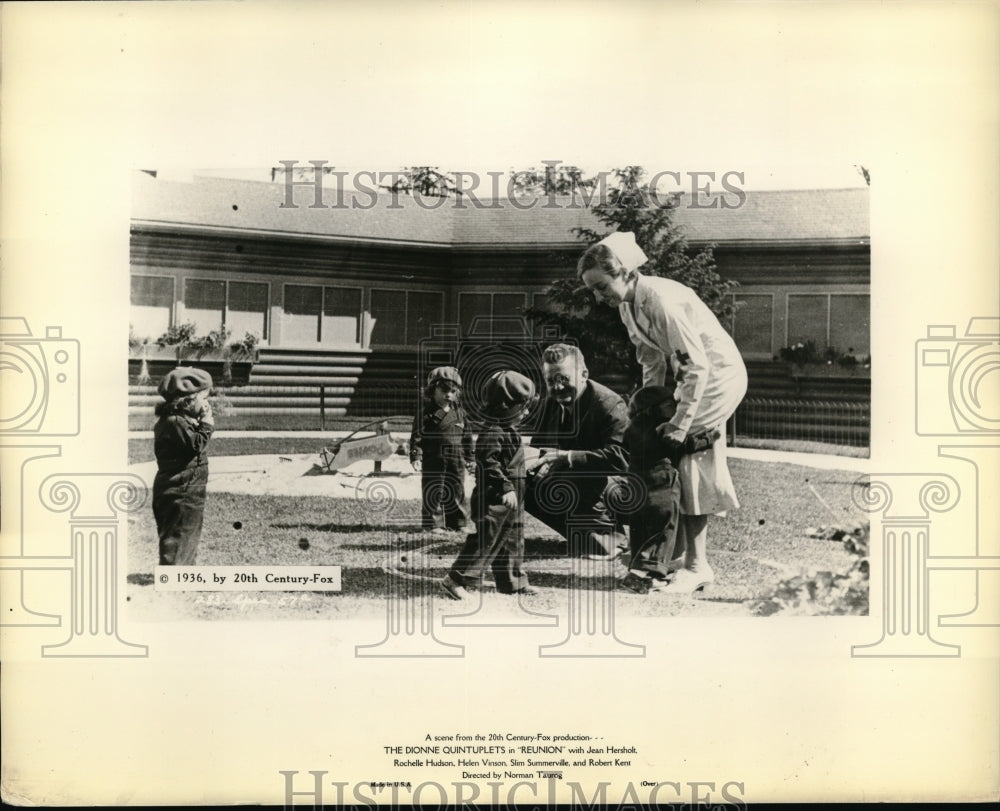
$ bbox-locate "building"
[130,171,869,421]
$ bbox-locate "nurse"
[577,231,748,594]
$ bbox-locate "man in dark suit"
[524,343,630,558]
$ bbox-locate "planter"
[787,362,871,380]
[129,346,255,387]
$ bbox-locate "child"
[152,367,215,565]
[409,366,474,534]
[441,370,537,600]
[621,385,720,593]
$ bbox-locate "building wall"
[130,228,870,361]
[715,245,870,359]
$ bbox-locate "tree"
[507,164,598,196]
[527,166,741,390]
[380,166,463,198]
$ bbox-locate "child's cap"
[596,231,648,272]
[628,385,676,416]
[158,367,213,400]
[427,366,462,388]
[483,370,536,420]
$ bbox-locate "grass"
[126,442,868,620]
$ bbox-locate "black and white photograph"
[1,2,997,806]
[124,164,871,623]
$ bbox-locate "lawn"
[126,438,868,621]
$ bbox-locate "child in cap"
[152,367,215,565]
[441,370,537,600]
[409,366,474,535]
[621,385,719,593]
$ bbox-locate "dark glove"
[684,427,721,454]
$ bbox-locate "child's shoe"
[620,571,651,594]
[440,575,470,600]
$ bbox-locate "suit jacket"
[619,274,746,434]
[530,379,628,474]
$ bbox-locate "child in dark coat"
[621,385,720,593]
[152,368,215,565]
[441,370,537,600]
[410,366,474,534]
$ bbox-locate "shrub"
[749,520,870,616]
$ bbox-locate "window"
[183,279,226,335]
[830,294,870,356]
[283,284,322,344]
[785,293,871,357]
[227,281,269,340]
[370,289,445,347]
[407,291,445,345]
[322,286,362,345]
[130,275,173,340]
[458,293,491,337]
[181,278,269,341]
[458,291,529,339]
[370,290,407,346]
[731,294,774,357]
[786,294,828,349]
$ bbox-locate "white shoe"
[653,567,715,595]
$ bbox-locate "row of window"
[729,292,870,357]
[131,275,869,357]
[130,275,540,348]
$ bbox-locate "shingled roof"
[132,172,869,249]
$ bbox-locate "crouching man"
[524,343,630,559]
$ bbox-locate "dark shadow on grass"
[523,537,570,558]
[271,522,396,532]
[345,565,619,596]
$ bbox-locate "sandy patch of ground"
[130,452,445,500]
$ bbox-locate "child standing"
[621,385,720,593]
[410,366,474,535]
[441,370,537,600]
[152,368,215,565]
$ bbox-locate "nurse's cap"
[597,231,648,272]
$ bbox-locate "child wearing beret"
[441,370,538,600]
[409,366,474,535]
[621,385,720,593]
[152,367,215,565]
